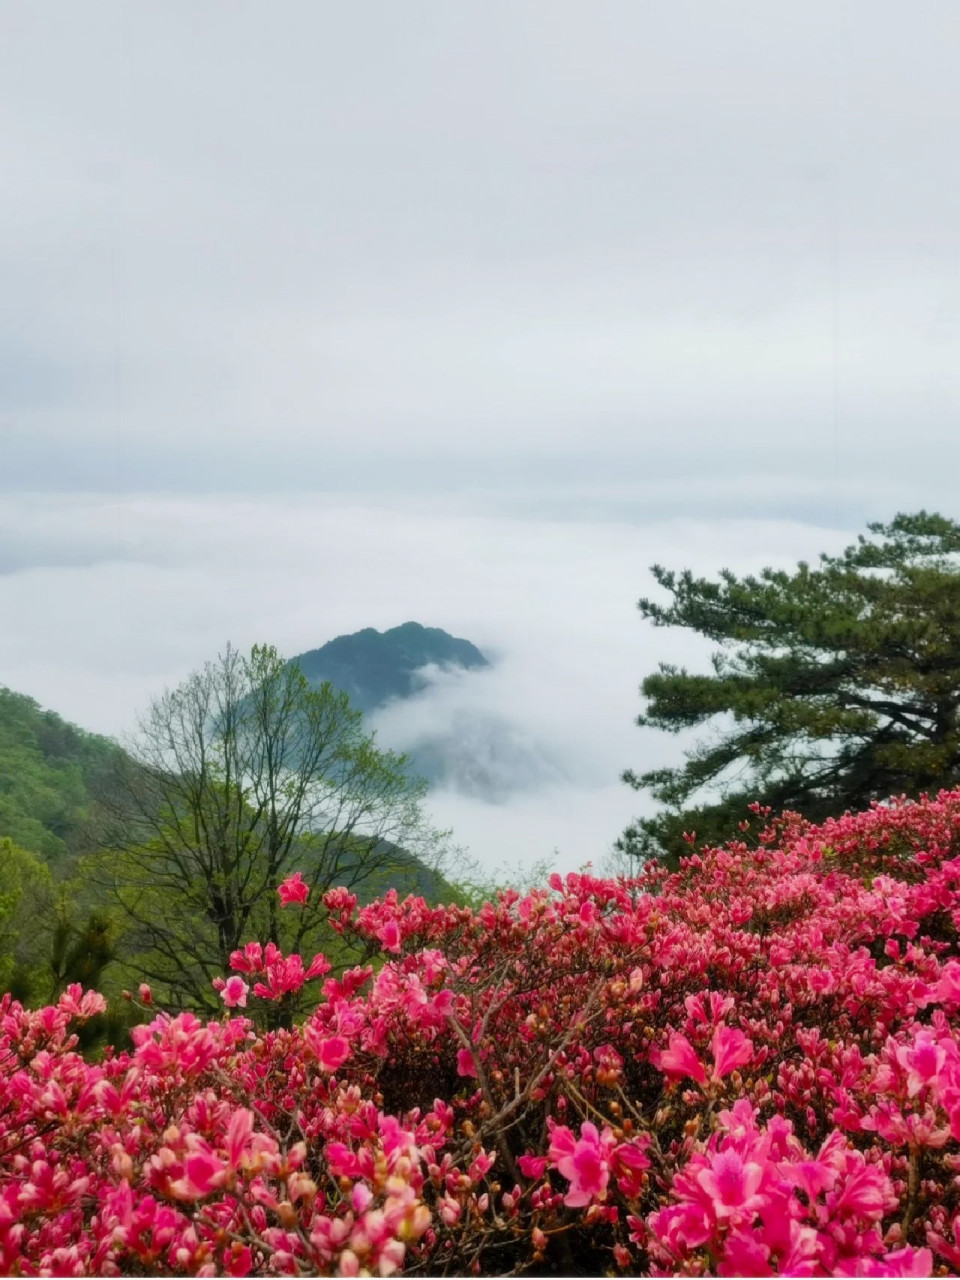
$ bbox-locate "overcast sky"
[2,2,959,872]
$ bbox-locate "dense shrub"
[6,792,960,1274]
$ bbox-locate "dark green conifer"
[621,512,960,863]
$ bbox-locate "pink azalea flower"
[225,1108,254,1170]
[229,941,264,973]
[456,1048,479,1078]
[694,1148,766,1221]
[895,1028,946,1097]
[378,919,402,953]
[650,1032,708,1085]
[548,1121,615,1208]
[932,960,960,1006]
[169,1142,227,1201]
[722,1227,771,1275]
[58,984,109,1018]
[783,1158,837,1202]
[858,1246,935,1276]
[926,1214,960,1270]
[220,975,249,1009]
[710,1024,754,1082]
[304,952,332,981]
[278,871,309,906]
[612,1138,651,1197]
[652,1026,754,1087]
[304,1028,351,1073]
[831,1155,897,1220]
[518,1153,548,1180]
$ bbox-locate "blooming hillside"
[6,794,960,1275]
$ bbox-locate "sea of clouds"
[0,491,851,876]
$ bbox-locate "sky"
[2,2,959,874]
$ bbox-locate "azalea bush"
[7,793,960,1274]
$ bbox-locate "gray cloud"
[0,1,958,512]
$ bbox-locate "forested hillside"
[0,652,458,1012]
[0,687,122,863]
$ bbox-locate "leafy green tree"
[90,644,451,1013]
[620,512,960,864]
[0,836,56,999]
[49,897,115,999]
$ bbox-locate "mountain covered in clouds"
[291,624,566,802]
[291,622,489,714]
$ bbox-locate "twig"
[900,1143,921,1239]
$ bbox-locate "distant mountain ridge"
[291,622,489,714]
[290,623,564,802]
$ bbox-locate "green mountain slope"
[0,680,461,1015]
[0,684,454,903]
[292,622,489,714]
[0,688,122,863]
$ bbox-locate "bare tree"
[91,644,450,1012]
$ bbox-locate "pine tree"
[621,512,960,863]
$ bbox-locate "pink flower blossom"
[894,1028,946,1097]
[548,1121,616,1207]
[858,1246,935,1276]
[378,919,402,953]
[651,1025,754,1088]
[7,789,960,1275]
[169,1141,227,1201]
[220,976,249,1009]
[650,1032,708,1085]
[694,1148,766,1220]
[304,952,332,981]
[710,1024,754,1081]
[318,1036,351,1074]
[278,872,310,906]
[229,941,263,973]
[518,1154,548,1180]
[456,1048,478,1078]
[932,960,960,1006]
[612,1138,651,1197]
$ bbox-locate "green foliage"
[0,836,56,1000]
[50,899,116,997]
[621,512,960,864]
[0,687,120,864]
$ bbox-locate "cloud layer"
[0,492,853,873]
[1,2,959,514]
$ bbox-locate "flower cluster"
[5,791,960,1273]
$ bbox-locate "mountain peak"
[291,623,488,714]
